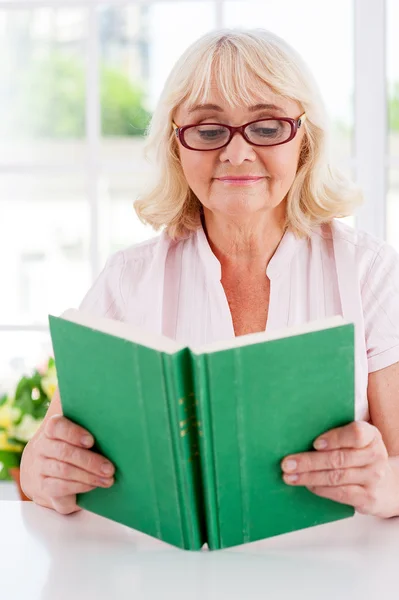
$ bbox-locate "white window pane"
[99,4,150,139]
[223,0,354,164]
[147,2,216,109]
[0,8,88,166]
[0,175,91,325]
[99,2,216,165]
[0,331,52,396]
[98,172,157,264]
[387,170,399,253]
[388,0,399,157]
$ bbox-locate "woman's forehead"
[184,76,298,107]
[176,90,299,119]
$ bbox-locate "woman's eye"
[198,128,225,138]
[253,127,278,136]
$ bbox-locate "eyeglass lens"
[183,119,292,149]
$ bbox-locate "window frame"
[0,0,390,342]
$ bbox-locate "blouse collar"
[195,220,305,281]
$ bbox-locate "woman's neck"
[202,207,287,272]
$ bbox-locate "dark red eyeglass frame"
[172,113,307,151]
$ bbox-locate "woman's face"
[174,87,306,221]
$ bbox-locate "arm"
[20,387,115,514]
[368,361,399,455]
[21,387,64,497]
[279,363,399,519]
[367,361,399,515]
[279,240,399,517]
[282,362,399,518]
[23,250,126,512]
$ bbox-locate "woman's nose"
[219,131,256,165]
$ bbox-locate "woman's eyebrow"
[188,103,288,115]
[188,103,224,113]
[249,103,288,115]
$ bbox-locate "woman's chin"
[214,198,270,217]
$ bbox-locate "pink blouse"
[79,219,399,422]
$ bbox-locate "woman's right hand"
[20,404,115,515]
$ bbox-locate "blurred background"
[0,0,398,392]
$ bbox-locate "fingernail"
[285,474,299,483]
[101,463,114,476]
[81,435,94,447]
[314,439,328,450]
[284,460,297,472]
[99,478,113,487]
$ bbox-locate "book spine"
[190,352,220,550]
[162,349,205,550]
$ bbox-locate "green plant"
[1,52,151,138]
[389,82,399,132]
[101,65,151,136]
[0,358,56,480]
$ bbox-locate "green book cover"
[49,310,355,551]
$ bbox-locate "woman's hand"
[20,414,115,515]
[281,421,399,518]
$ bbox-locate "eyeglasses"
[172,113,306,151]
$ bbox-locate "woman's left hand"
[281,421,399,518]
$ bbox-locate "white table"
[0,482,18,500]
[0,501,398,600]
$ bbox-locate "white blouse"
[79,219,399,422]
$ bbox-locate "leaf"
[0,395,8,408]
[13,389,35,418]
[7,437,25,447]
[33,403,50,421]
[0,466,12,481]
[29,372,42,388]
[0,451,20,480]
[14,376,30,399]
[0,450,20,469]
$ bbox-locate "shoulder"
[103,232,174,293]
[98,235,164,297]
[116,231,197,285]
[78,234,163,319]
[321,218,384,256]
[109,234,163,268]
[317,219,398,283]
[319,221,399,372]
[78,231,194,320]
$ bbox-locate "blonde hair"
[135,28,362,239]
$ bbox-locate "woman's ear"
[170,132,181,161]
[297,135,310,172]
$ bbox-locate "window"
[2,0,393,393]
[0,8,87,166]
[0,174,90,325]
[387,0,399,252]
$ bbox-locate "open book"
[49,310,355,550]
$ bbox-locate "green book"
[49,310,355,551]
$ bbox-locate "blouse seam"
[315,223,386,254]
[314,226,384,253]
[363,247,399,334]
[362,246,385,292]
[118,250,127,319]
[103,298,119,318]
[368,342,399,360]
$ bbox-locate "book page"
[193,315,347,355]
[57,309,184,354]
[56,310,347,356]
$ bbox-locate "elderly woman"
[21,29,399,519]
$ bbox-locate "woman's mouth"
[215,176,264,186]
